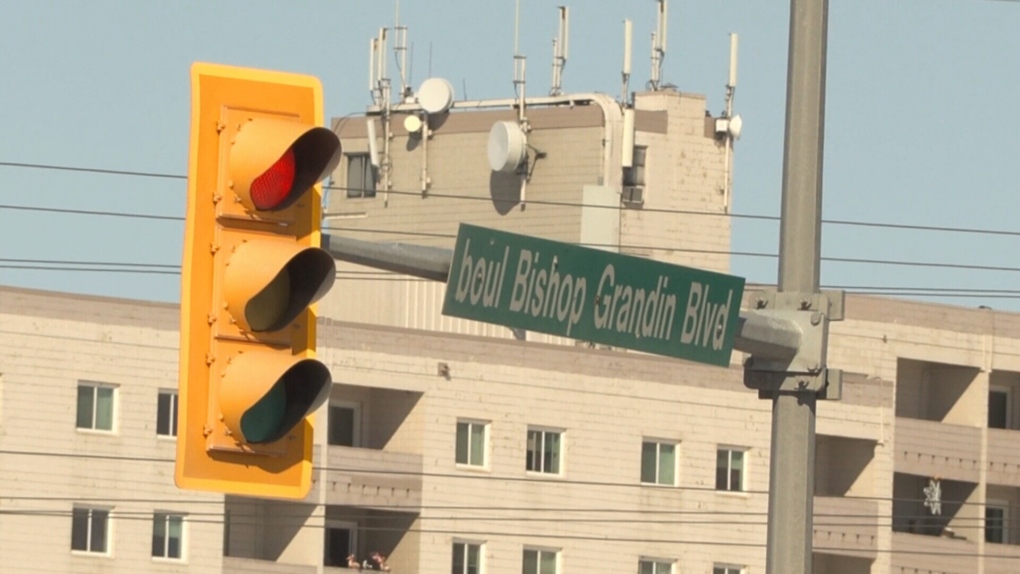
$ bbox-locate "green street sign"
[442,224,746,367]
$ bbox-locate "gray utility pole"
[744,0,837,572]
[325,4,838,572]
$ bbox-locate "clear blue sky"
[2,1,1018,310]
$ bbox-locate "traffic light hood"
[230,118,341,213]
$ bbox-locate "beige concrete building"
[3,87,1020,574]
[4,285,1020,574]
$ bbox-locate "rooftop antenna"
[649,0,668,90]
[394,0,410,99]
[550,6,569,96]
[369,34,380,106]
[513,0,528,124]
[726,32,739,117]
[720,32,742,213]
[621,18,633,103]
[376,27,391,105]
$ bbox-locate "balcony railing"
[987,428,1020,487]
[890,531,977,574]
[894,417,981,483]
[321,445,423,509]
[223,557,318,574]
[984,539,1020,574]
[813,496,878,558]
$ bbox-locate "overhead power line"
[0,161,184,181]
[3,159,1020,238]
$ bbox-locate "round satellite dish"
[728,114,743,140]
[418,78,455,115]
[487,121,527,173]
[403,114,423,133]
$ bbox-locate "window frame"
[323,519,358,568]
[456,419,489,469]
[713,565,745,574]
[986,500,1010,544]
[526,427,564,476]
[76,382,117,433]
[156,389,178,438]
[151,511,186,561]
[345,153,377,199]
[989,386,1012,430]
[452,539,484,574]
[639,557,674,574]
[328,401,361,447]
[71,506,112,556]
[640,438,678,486]
[715,447,748,492]
[522,546,559,574]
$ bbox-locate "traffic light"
[176,63,341,499]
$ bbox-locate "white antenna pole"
[727,32,739,115]
[514,0,521,56]
[369,37,378,103]
[622,19,632,103]
[659,0,668,53]
[513,0,527,123]
[723,32,739,214]
[550,6,569,96]
[562,6,569,60]
[650,0,668,90]
[394,0,409,99]
[377,27,390,105]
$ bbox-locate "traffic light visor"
[219,352,332,445]
[225,240,337,333]
[230,118,341,212]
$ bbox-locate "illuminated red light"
[250,149,296,210]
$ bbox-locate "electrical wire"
[4,159,1020,238]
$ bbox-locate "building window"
[157,390,178,437]
[623,145,647,186]
[639,559,672,574]
[152,513,184,559]
[986,502,1009,544]
[713,565,744,574]
[522,548,558,574]
[323,524,355,567]
[77,383,115,432]
[328,403,359,447]
[71,507,110,554]
[641,440,677,486]
[452,541,482,574]
[456,421,487,467]
[716,448,746,492]
[989,387,1011,429]
[526,428,562,474]
[346,153,377,198]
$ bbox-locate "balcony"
[987,428,1020,486]
[322,445,423,509]
[985,540,1020,574]
[894,417,981,483]
[812,496,878,559]
[223,557,317,574]
[890,531,977,574]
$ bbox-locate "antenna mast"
[649,0,668,90]
[394,0,410,99]
[513,0,528,123]
[550,6,569,96]
[722,32,740,213]
[726,32,739,117]
[621,19,633,103]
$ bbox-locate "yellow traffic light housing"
[177,63,341,499]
